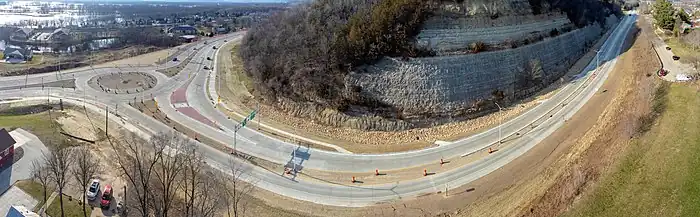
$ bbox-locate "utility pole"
[495,102,503,144]
[233,125,238,154]
[595,49,601,73]
[292,146,296,174]
[105,105,109,137]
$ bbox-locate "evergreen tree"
[653,0,675,30]
[677,8,690,24]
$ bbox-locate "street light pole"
[495,102,503,144]
[233,125,238,154]
[594,49,601,73]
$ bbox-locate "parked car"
[224,40,227,42]
[206,57,211,60]
[212,46,217,49]
[101,184,112,209]
[86,179,100,200]
[673,55,680,60]
[666,46,672,50]
[172,57,178,62]
[658,69,669,76]
[203,66,210,70]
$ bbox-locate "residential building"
[2,46,33,62]
[0,128,16,168]
[31,28,71,43]
[49,28,71,42]
[211,26,229,34]
[10,28,33,41]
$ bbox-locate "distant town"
[0,0,284,73]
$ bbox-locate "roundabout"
[88,71,157,94]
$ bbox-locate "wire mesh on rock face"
[347,19,610,115]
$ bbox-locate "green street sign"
[240,110,257,128]
[249,110,257,120]
[241,118,248,127]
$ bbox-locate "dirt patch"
[56,110,100,142]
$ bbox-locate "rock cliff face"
[338,14,620,130]
[348,22,604,116]
[417,14,572,52]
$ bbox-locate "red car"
[101,184,112,209]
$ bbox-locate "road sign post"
[234,109,257,154]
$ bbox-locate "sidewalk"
[37,191,57,217]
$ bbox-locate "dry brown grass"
[510,24,662,217]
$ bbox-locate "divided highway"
[0,14,636,207]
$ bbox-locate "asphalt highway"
[0,14,636,207]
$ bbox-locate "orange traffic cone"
[352,176,356,183]
[423,169,428,176]
[488,147,497,154]
[375,169,379,176]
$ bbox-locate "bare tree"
[109,132,164,217]
[30,159,52,206]
[43,147,75,217]
[151,132,188,217]
[70,146,103,217]
[177,144,225,217]
[223,158,255,217]
[180,144,204,217]
[195,170,226,217]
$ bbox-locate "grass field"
[46,195,92,217]
[564,83,700,217]
[0,109,68,147]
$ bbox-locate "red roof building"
[0,128,16,168]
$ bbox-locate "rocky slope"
[240,0,623,131]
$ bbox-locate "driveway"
[644,16,697,81]
[0,128,49,194]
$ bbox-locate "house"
[49,28,71,42]
[167,25,198,35]
[0,128,16,168]
[10,28,33,41]
[2,46,33,62]
[681,22,693,33]
[211,26,228,34]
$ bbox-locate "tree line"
[30,132,253,217]
[239,0,433,111]
[653,0,691,34]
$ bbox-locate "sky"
[141,0,289,2]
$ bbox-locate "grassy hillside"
[563,83,700,217]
